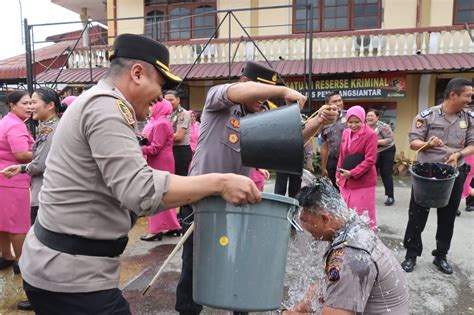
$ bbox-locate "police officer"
[281,178,409,315]
[18,33,261,315]
[320,91,346,189]
[175,61,338,315]
[401,77,474,274]
[165,90,193,176]
[366,109,396,206]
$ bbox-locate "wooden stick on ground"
[142,222,195,295]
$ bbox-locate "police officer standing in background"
[320,91,346,189]
[401,78,474,274]
[175,61,338,315]
[18,34,261,314]
[165,90,193,176]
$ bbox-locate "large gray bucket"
[193,193,299,312]
[240,104,304,175]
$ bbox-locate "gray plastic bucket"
[409,162,459,208]
[240,104,304,175]
[193,192,299,312]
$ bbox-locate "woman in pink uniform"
[189,110,200,154]
[336,106,378,229]
[140,99,181,241]
[0,90,34,270]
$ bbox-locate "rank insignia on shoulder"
[117,99,135,125]
[228,133,239,144]
[416,119,424,128]
[40,127,53,137]
[229,118,240,129]
[468,111,474,119]
[420,109,432,118]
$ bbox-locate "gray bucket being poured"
[240,104,304,175]
[193,192,300,312]
[409,162,459,208]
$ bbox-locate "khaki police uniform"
[320,110,347,188]
[20,80,169,294]
[25,116,59,223]
[323,218,409,314]
[403,105,474,259]
[372,120,396,200]
[170,105,192,176]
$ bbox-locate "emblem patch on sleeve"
[415,119,424,128]
[117,99,136,125]
[326,249,345,282]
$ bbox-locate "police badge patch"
[415,119,424,128]
[117,99,136,125]
[326,249,345,282]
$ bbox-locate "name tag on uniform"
[460,121,467,129]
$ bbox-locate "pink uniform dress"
[0,112,34,233]
[337,106,378,229]
[189,116,200,154]
[142,100,181,233]
[250,168,266,191]
[462,155,474,198]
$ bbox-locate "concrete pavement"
[1,176,473,314]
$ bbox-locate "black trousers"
[377,145,396,198]
[403,165,468,259]
[274,172,302,198]
[24,281,131,315]
[326,156,339,191]
[175,205,202,314]
[173,145,193,176]
[30,206,39,225]
[466,178,474,208]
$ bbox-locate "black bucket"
[409,162,459,208]
[240,104,304,175]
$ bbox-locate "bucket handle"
[287,206,303,231]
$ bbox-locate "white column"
[418,74,432,112]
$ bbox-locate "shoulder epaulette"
[420,109,433,118]
[467,110,474,119]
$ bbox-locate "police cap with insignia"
[109,33,182,90]
[241,61,281,85]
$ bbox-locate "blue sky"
[0,0,80,60]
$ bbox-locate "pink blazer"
[337,125,378,189]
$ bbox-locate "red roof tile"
[35,53,474,84]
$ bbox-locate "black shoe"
[433,257,453,274]
[17,300,33,311]
[384,197,395,206]
[466,205,474,212]
[13,261,20,275]
[401,257,416,272]
[163,229,182,237]
[140,233,163,241]
[457,210,461,216]
[0,257,15,270]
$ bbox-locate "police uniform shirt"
[323,219,409,314]
[320,110,347,158]
[170,106,191,146]
[26,116,59,207]
[20,79,170,293]
[373,120,394,153]
[409,105,474,164]
[189,83,251,177]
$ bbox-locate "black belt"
[34,221,128,258]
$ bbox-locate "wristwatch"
[20,164,27,174]
[458,151,464,159]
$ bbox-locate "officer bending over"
[19,34,261,315]
[279,177,409,315]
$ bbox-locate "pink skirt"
[0,186,30,233]
[148,208,181,234]
[340,185,376,229]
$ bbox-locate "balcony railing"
[68,25,473,68]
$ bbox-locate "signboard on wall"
[287,74,407,100]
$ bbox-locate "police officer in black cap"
[19,33,262,314]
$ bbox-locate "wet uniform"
[404,105,474,259]
[320,110,347,188]
[170,106,192,176]
[323,218,409,314]
[176,84,251,314]
[25,116,59,223]
[20,79,170,314]
[372,121,396,200]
